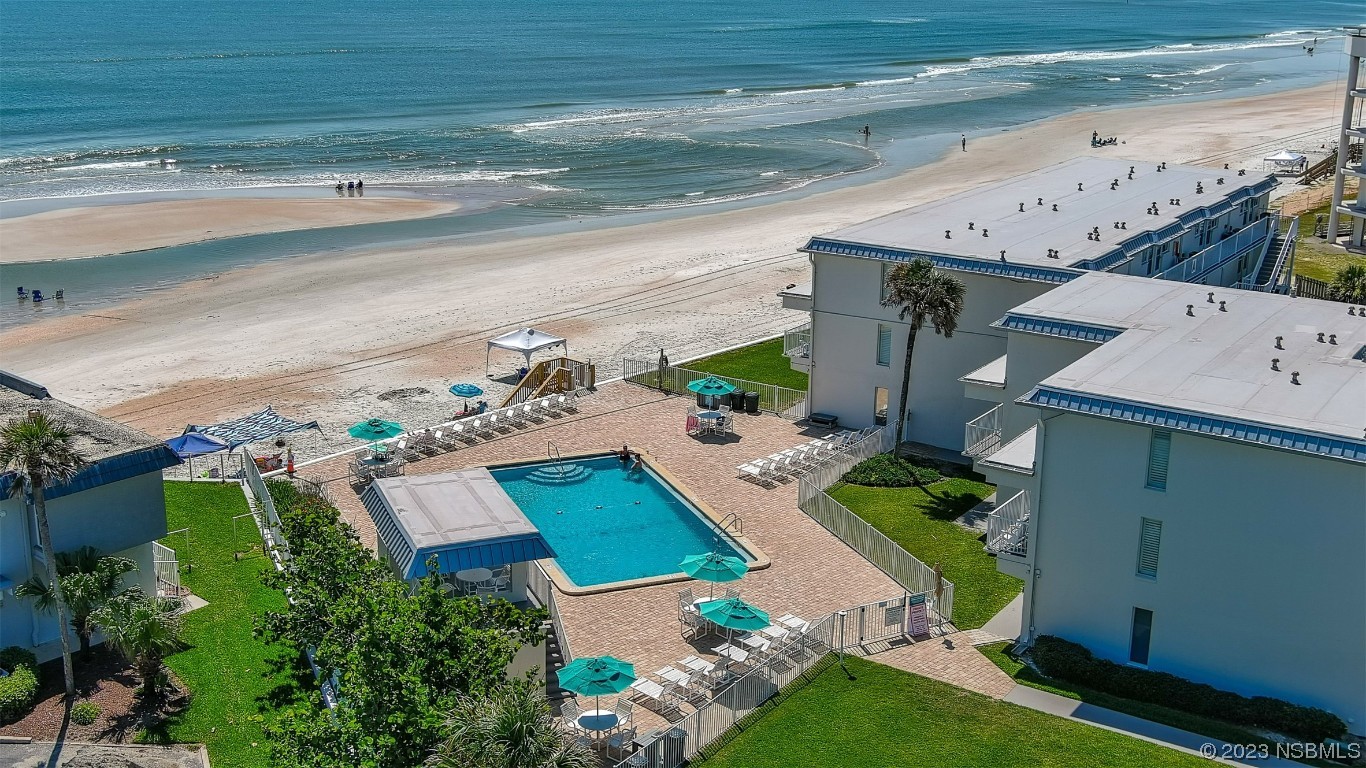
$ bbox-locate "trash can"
[662,727,687,767]
[744,391,760,414]
[729,390,746,411]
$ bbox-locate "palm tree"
[427,683,595,768]
[91,589,183,702]
[15,547,138,661]
[881,259,967,442]
[1329,263,1366,304]
[1,410,89,698]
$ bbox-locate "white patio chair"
[678,586,696,608]
[559,699,585,734]
[520,402,541,423]
[552,393,571,412]
[606,725,637,758]
[472,418,493,439]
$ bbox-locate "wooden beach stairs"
[500,356,596,409]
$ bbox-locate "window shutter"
[1137,518,1161,578]
[1146,430,1171,490]
[877,325,892,366]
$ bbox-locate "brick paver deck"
[300,381,999,744]
[867,639,1017,700]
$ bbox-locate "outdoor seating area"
[735,428,877,485]
[345,390,586,487]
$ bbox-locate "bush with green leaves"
[1030,636,1345,743]
[0,646,40,723]
[70,700,102,725]
[841,454,942,487]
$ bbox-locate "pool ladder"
[716,512,743,537]
[546,440,566,480]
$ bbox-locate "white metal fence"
[782,323,811,359]
[621,358,808,419]
[987,490,1030,558]
[795,426,955,623]
[614,614,837,768]
[152,541,183,598]
[1235,216,1298,293]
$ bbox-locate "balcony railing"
[986,489,1030,558]
[783,323,812,360]
[1155,217,1272,285]
[963,404,1003,458]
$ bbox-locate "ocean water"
[0,0,1356,325]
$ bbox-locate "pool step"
[524,464,595,485]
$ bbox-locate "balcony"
[777,282,812,312]
[783,323,812,372]
[986,489,1030,559]
[962,404,1002,458]
[960,354,1008,404]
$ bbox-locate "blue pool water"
[491,456,750,588]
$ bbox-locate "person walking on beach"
[961,134,967,152]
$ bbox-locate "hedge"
[1030,636,1345,743]
[841,454,942,487]
[0,646,40,723]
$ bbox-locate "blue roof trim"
[362,485,417,578]
[802,238,1083,284]
[995,314,1125,343]
[1023,386,1366,464]
[0,445,182,500]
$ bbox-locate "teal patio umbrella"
[686,376,738,397]
[699,597,770,634]
[680,552,748,599]
[557,655,636,715]
[448,383,485,411]
[348,418,404,441]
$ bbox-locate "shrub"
[0,646,40,723]
[841,454,942,487]
[71,700,101,725]
[1030,636,1345,743]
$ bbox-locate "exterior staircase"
[1253,231,1287,286]
[543,620,573,701]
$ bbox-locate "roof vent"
[1317,332,1325,343]
[968,221,975,230]
[1037,197,1044,206]
[1046,249,1058,259]
[1077,182,1084,192]
[1329,334,1337,345]
[1238,169,1246,176]
[1196,182,1204,194]
[1291,371,1300,385]
[1207,292,1215,303]
[982,229,989,237]
[1052,204,1059,212]
[1218,301,1227,312]
[1223,163,1230,170]
[1351,307,1357,315]
[1161,162,1167,170]
[1217,177,1225,185]
[999,251,1007,262]
[1130,166,1135,174]
[1019,202,1025,212]
[945,230,951,239]
[1271,358,1280,371]
[1128,170,1134,180]
[1111,179,1119,190]
[1114,221,1121,229]
[1275,336,1284,349]
[1121,221,1127,229]
[1186,304,1194,317]
[1156,165,1163,173]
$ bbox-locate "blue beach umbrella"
[680,552,748,599]
[686,376,737,397]
[449,383,485,410]
[557,655,636,714]
[699,597,770,633]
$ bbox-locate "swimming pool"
[490,454,759,592]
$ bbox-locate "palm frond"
[0,411,90,495]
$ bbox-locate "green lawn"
[699,656,1208,767]
[978,643,1337,767]
[1290,202,1366,282]
[155,482,306,768]
[829,479,1021,629]
[685,338,809,391]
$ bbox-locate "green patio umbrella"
[686,376,738,397]
[347,418,404,441]
[699,596,770,633]
[557,655,636,715]
[680,552,748,599]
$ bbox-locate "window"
[1145,430,1171,490]
[873,387,889,426]
[1129,608,1154,665]
[1136,518,1162,578]
[876,324,892,366]
[880,262,892,302]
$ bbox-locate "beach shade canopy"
[165,432,230,458]
[348,418,405,441]
[486,327,567,374]
[184,406,321,448]
[686,376,737,396]
[448,383,485,398]
[699,597,770,632]
[1264,149,1306,163]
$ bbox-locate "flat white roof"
[961,355,1008,388]
[372,468,539,550]
[814,157,1273,269]
[981,425,1037,474]
[1012,273,1366,441]
[777,281,812,299]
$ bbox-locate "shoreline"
[0,67,1339,268]
[0,81,1344,460]
[0,194,465,264]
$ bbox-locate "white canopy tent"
[486,328,568,375]
[1263,150,1307,174]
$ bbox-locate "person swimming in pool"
[617,443,630,462]
[630,452,644,472]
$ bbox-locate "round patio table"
[577,710,619,733]
[455,567,493,588]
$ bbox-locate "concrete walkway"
[0,741,207,768]
[1003,686,1308,767]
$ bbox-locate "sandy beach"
[0,82,1344,459]
[0,196,461,263]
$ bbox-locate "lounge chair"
[520,402,541,423]
[501,407,524,428]
[724,587,741,600]
[736,463,767,484]
[472,418,493,439]
[629,678,679,715]
[396,439,422,462]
